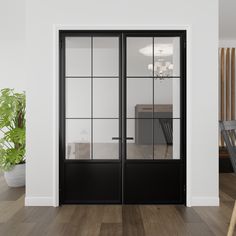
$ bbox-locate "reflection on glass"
[66,78,91,118]
[126,119,153,159]
[154,119,180,159]
[66,37,91,76]
[93,37,119,76]
[93,78,119,118]
[66,119,91,159]
[154,37,180,77]
[127,37,153,76]
[127,78,152,118]
[154,78,180,118]
[93,119,119,159]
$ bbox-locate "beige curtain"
[220,48,235,146]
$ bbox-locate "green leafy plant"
[0,88,26,171]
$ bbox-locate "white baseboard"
[24,196,219,207]
[190,197,219,206]
[25,196,54,206]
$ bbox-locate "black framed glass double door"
[59,30,186,204]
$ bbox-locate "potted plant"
[0,88,26,187]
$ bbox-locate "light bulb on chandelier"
[140,45,174,79]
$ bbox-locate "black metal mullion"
[155,76,181,79]
[126,76,181,79]
[152,37,155,160]
[66,117,119,119]
[91,37,93,160]
[65,117,182,119]
[181,33,187,204]
[59,30,186,38]
[65,76,181,79]
[122,33,126,204]
[126,117,181,120]
[119,34,123,204]
[66,76,119,79]
[59,34,66,204]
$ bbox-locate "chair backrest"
[159,118,173,145]
[220,120,236,173]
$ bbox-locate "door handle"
[112,137,134,140]
[112,137,121,140]
[125,137,134,140]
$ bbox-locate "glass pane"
[93,78,119,118]
[154,78,180,118]
[127,119,153,159]
[66,119,91,159]
[127,37,153,76]
[127,78,153,118]
[154,118,180,159]
[65,37,91,76]
[93,37,119,76]
[66,78,91,118]
[154,37,180,77]
[93,119,119,159]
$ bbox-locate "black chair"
[219,120,236,173]
[219,120,236,236]
[159,118,173,145]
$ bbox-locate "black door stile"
[59,30,186,205]
[59,36,66,203]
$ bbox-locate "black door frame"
[59,30,186,205]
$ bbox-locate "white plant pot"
[4,163,25,187]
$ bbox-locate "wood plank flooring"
[0,173,236,235]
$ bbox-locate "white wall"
[12,0,218,206]
[0,0,26,91]
[0,0,26,172]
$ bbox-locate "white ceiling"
[219,0,236,39]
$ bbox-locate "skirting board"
[190,197,219,206]
[25,196,54,206]
[25,196,219,207]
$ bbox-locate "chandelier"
[139,44,174,78]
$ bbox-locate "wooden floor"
[0,174,236,235]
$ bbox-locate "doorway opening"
[59,30,186,204]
